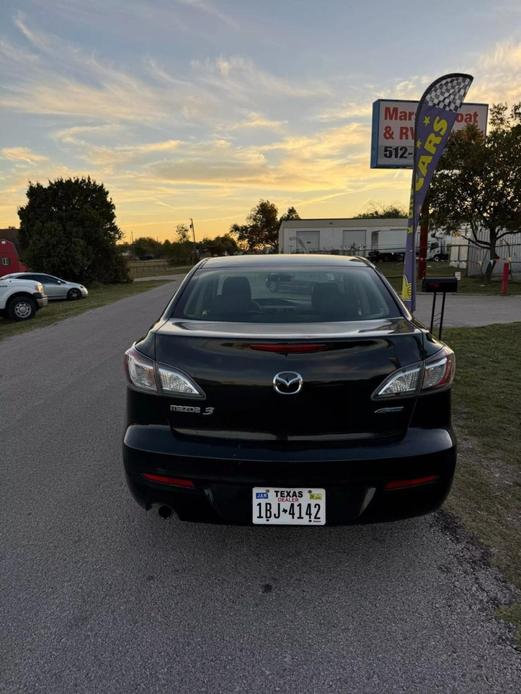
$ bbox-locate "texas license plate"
[252,487,326,525]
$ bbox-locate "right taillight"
[373,346,455,399]
[422,348,455,391]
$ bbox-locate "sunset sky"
[2,0,521,241]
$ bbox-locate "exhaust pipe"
[158,505,173,519]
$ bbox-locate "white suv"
[0,276,48,321]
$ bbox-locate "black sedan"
[123,254,456,525]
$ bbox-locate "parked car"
[123,254,456,526]
[367,250,405,263]
[0,275,48,320]
[3,273,88,300]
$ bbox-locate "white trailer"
[278,218,447,261]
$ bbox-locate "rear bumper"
[123,426,456,525]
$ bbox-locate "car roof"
[199,254,372,269]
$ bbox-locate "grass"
[128,259,192,278]
[377,260,521,295]
[0,280,171,341]
[443,323,521,641]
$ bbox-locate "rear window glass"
[172,265,401,323]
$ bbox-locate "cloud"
[1,16,324,131]
[53,124,125,145]
[191,56,330,101]
[142,122,380,195]
[14,13,52,53]
[469,40,521,105]
[1,147,48,164]
[478,40,521,71]
[228,112,287,132]
[174,0,240,29]
[86,140,182,167]
[315,103,373,123]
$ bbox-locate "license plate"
[252,487,326,525]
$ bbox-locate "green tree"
[132,236,163,259]
[199,234,239,256]
[230,201,300,252]
[165,240,195,265]
[353,204,407,218]
[429,103,521,280]
[279,206,301,222]
[18,177,129,283]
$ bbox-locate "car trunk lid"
[155,319,423,445]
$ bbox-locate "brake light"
[373,346,455,399]
[249,343,328,354]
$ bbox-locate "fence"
[127,259,171,278]
[465,242,521,278]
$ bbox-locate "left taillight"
[124,345,205,398]
[125,345,157,392]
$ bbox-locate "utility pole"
[189,218,198,263]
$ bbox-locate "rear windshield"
[172,265,401,323]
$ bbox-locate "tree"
[199,234,239,256]
[230,201,300,252]
[18,177,129,283]
[279,206,301,222]
[429,103,521,280]
[164,240,195,265]
[175,224,190,243]
[353,204,407,218]
[132,236,163,259]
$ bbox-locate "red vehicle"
[0,239,27,277]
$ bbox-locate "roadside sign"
[370,99,488,168]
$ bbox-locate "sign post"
[418,197,430,281]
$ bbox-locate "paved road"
[1,282,521,693]
[415,293,521,328]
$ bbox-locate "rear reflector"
[142,473,194,488]
[249,343,328,354]
[384,475,439,491]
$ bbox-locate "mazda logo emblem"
[273,371,303,395]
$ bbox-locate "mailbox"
[422,276,458,293]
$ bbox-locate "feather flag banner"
[401,73,473,311]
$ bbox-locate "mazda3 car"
[123,255,456,525]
